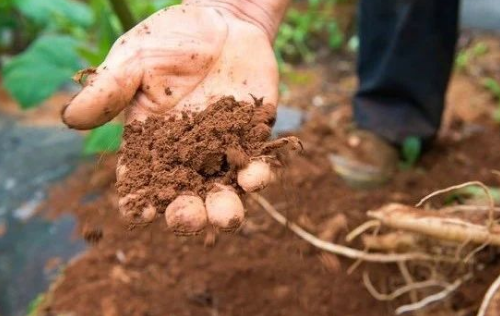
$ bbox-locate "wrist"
[183,0,289,42]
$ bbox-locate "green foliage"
[84,123,124,155]
[483,77,500,98]
[1,0,97,110]
[2,35,81,108]
[129,0,181,20]
[27,293,45,316]
[1,0,344,154]
[455,42,488,71]
[1,0,181,154]
[77,0,122,66]
[0,0,95,54]
[445,186,500,206]
[275,0,344,65]
[1,0,179,107]
[400,136,422,169]
[482,77,500,123]
[14,0,93,28]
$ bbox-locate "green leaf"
[2,35,81,108]
[446,186,500,205]
[77,0,121,66]
[472,42,488,56]
[461,186,500,204]
[494,107,500,124]
[13,0,93,28]
[327,22,343,49]
[455,50,469,71]
[84,123,124,155]
[27,294,45,316]
[483,78,500,99]
[400,136,422,169]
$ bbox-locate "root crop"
[253,180,500,315]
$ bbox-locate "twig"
[477,273,500,316]
[395,274,472,315]
[346,220,381,243]
[362,271,449,301]
[251,194,453,263]
[108,0,136,31]
[415,181,495,228]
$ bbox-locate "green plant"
[455,42,488,71]
[0,0,94,54]
[1,0,179,154]
[3,35,80,108]
[445,186,500,205]
[84,123,124,155]
[400,136,422,169]
[274,0,344,66]
[27,293,45,316]
[482,77,500,123]
[2,0,339,155]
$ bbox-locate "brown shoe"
[328,130,398,189]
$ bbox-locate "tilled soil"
[38,93,500,316]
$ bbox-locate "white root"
[345,220,381,243]
[362,232,419,252]
[253,180,500,315]
[398,261,418,304]
[416,181,495,228]
[367,203,500,246]
[395,274,472,315]
[362,271,449,301]
[440,205,500,215]
[251,194,454,263]
[477,273,500,316]
[347,224,381,275]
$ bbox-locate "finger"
[118,191,157,224]
[62,54,142,130]
[237,160,274,192]
[205,185,245,233]
[165,195,208,236]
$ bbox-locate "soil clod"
[117,96,295,226]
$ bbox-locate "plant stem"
[108,0,136,32]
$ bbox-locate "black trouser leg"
[353,0,460,145]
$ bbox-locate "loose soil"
[117,96,281,224]
[36,36,500,316]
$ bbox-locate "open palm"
[62,4,280,234]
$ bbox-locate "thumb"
[62,55,142,130]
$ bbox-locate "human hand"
[62,2,280,234]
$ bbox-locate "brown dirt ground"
[36,36,500,316]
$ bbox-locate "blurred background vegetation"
[0,0,351,154]
[4,0,498,156]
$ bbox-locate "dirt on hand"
[117,96,299,226]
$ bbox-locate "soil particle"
[117,96,285,222]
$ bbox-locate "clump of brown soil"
[117,96,297,223]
